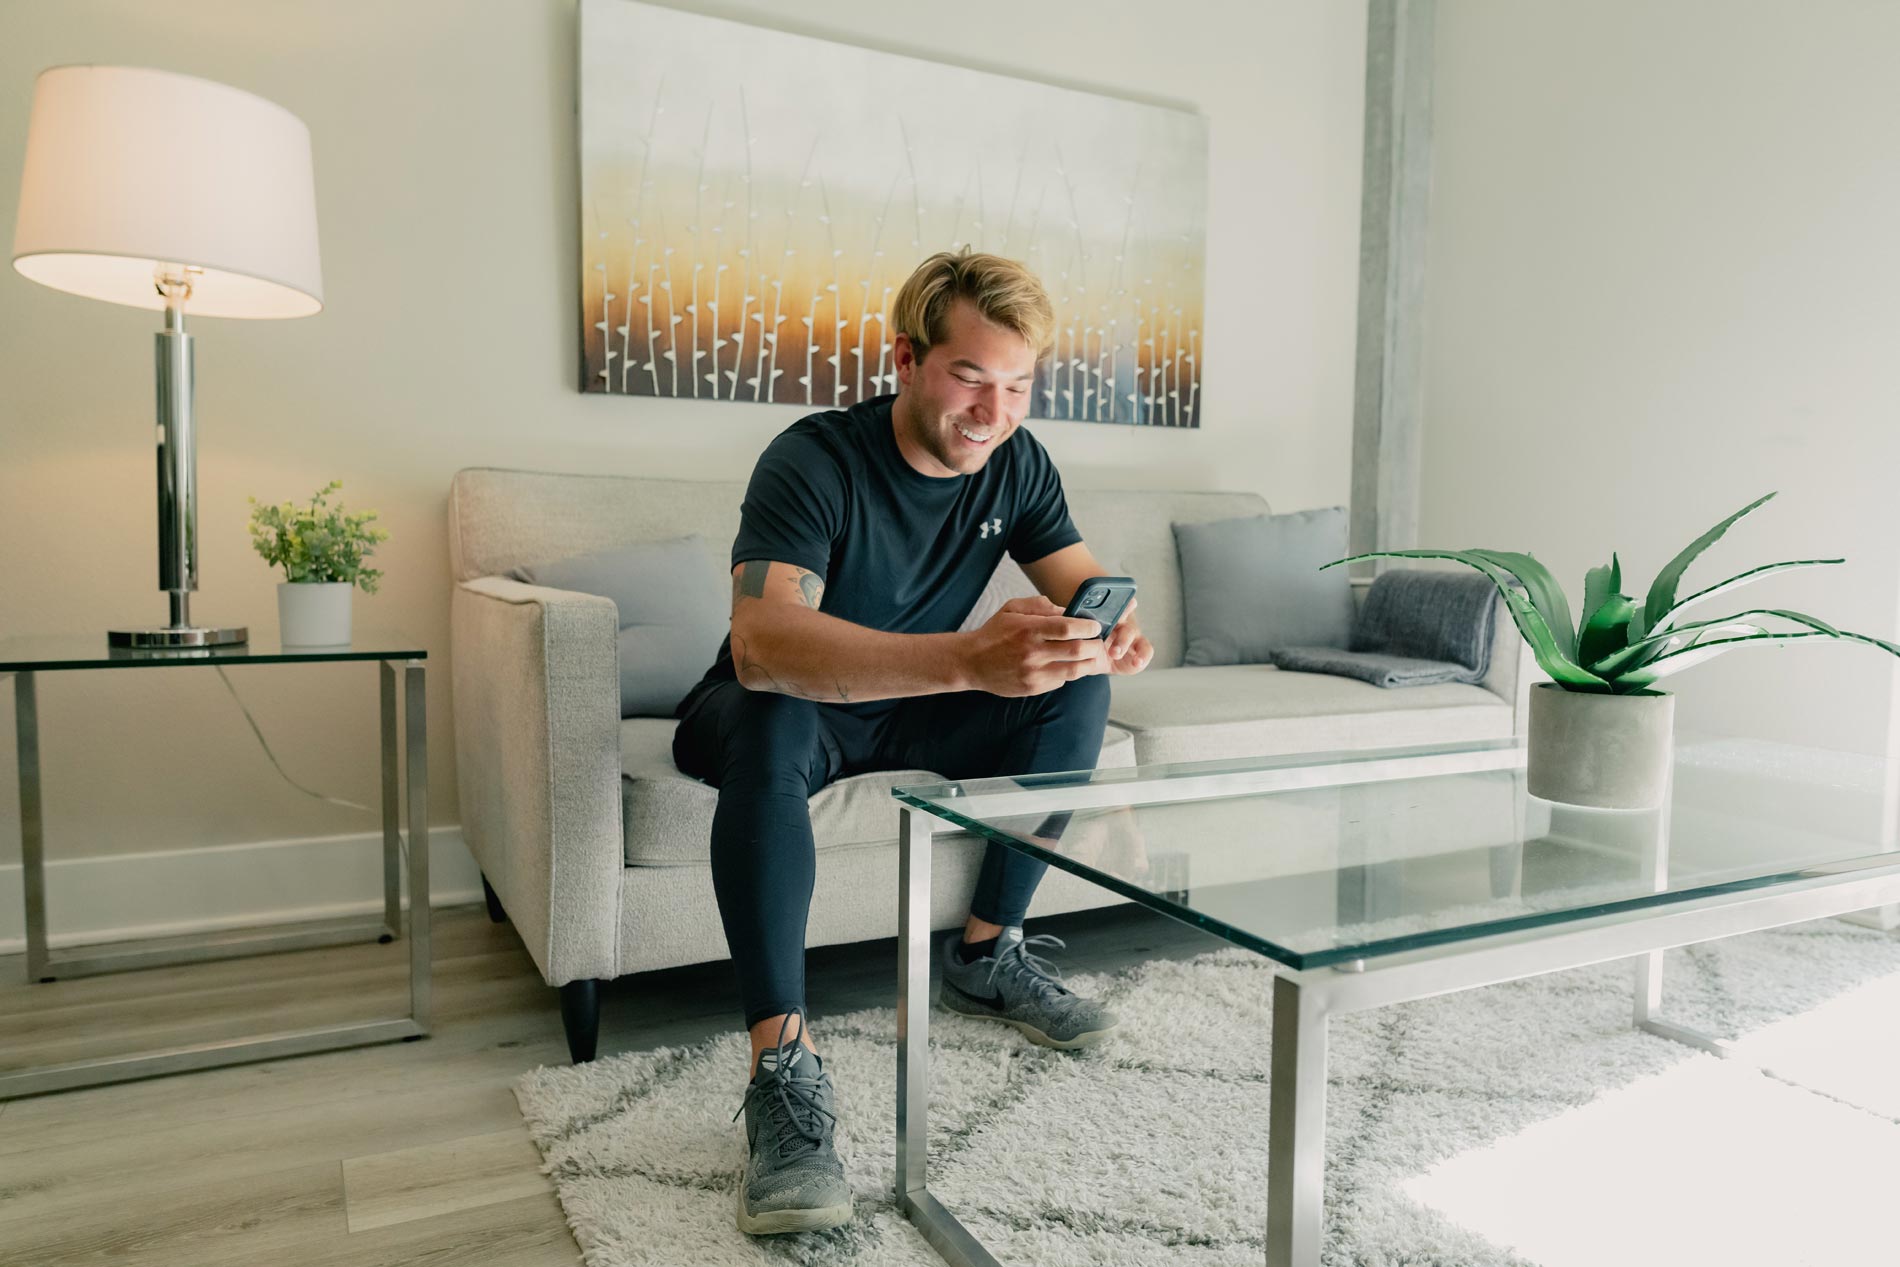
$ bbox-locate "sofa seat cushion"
[619,718,1139,867]
[1106,665,1513,765]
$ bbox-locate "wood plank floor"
[0,901,1225,1266]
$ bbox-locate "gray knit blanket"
[1272,569,1503,688]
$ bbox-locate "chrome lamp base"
[109,624,248,650]
[115,276,249,655]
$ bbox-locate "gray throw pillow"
[510,536,727,718]
[1173,508,1355,666]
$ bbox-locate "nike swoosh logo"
[952,980,1007,1009]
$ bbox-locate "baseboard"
[0,827,483,954]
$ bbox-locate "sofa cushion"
[1066,488,1270,672]
[619,718,1140,867]
[1173,508,1355,666]
[509,536,728,718]
[1106,665,1513,765]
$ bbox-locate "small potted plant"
[1328,493,1900,809]
[248,480,389,646]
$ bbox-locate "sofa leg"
[560,979,602,1064]
[481,873,507,924]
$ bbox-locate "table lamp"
[10,65,324,648]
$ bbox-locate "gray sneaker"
[939,927,1119,1049]
[732,1035,852,1235]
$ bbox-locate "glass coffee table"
[890,738,1900,1267]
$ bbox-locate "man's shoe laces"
[732,1011,837,1161]
[985,933,1076,1006]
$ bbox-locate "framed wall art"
[579,0,1209,426]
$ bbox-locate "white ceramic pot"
[1526,682,1676,809]
[278,581,353,646]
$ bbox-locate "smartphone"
[1062,576,1138,640]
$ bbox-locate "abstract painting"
[578,0,1209,426]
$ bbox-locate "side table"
[1,629,431,1098]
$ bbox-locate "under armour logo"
[978,517,1003,539]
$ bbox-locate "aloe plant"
[1325,493,1900,695]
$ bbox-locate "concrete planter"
[277,581,353,646]
[1526,682,1676,809]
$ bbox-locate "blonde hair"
[890,248,1055,362]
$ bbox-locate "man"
[672,248,1153,1235]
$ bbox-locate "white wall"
[0,0,1370,868]
[1421,0,1900,758]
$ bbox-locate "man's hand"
[1102,598,1153,676]
[962,596,1110,697]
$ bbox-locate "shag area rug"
[516,923,1900,1266]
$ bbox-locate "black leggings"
[672,674,1111,1027]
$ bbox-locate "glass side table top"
[892,737,1898,970]
[0,627,426,671]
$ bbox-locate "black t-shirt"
[678,394,1082,717]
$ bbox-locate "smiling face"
[891,299,1039,478]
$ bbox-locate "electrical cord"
[213,666,378,815]
[4,666,377,821]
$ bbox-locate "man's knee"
[1017,672,1111,756]
[1052,672,1111,725]
[686,686,825,789]
[732,687,820,737]
[728,690,822,769]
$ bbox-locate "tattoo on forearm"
[731,631,801,698]
[730,631,853,702]
[794,570,825,609]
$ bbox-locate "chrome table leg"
[16,672,50,983]
[895,805,1000,1267]
[380,659,402,940]
[403,660,431,1032]
[1267,972,1328,1267]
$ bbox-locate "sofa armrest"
[451,575,623,985]
[1478,592,1539,738]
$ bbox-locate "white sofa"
[447,467,1532,1059]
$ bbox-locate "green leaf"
[246,481,388,586]
[1615,626,1900,690]
[1591,607,1843,678]
[1577,594,1636,670]
[1467,549,1579,662]
[1580,554,1620,638]
[1647,558,1844,634]
[1633,492,1776,642]
[1325,551,1611,690]
[1835,628,1900,657]
[1616,632,1812,687]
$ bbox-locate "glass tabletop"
[0,627,426,671]
[892,737,1900,970]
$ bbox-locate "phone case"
[1064,576,1138,639]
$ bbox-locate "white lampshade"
[11,64,323,319]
